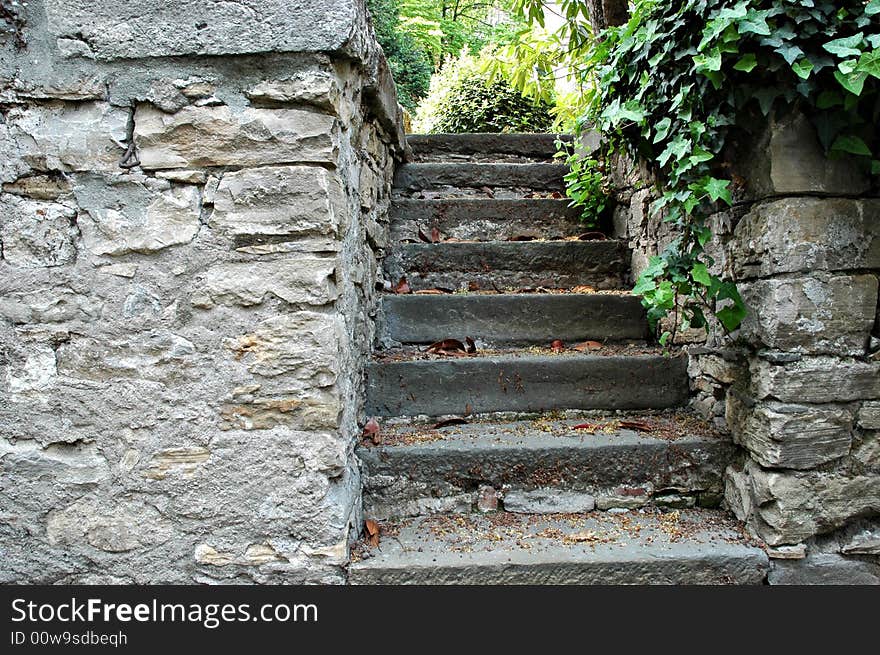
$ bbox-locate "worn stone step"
[407,133,571,162]
[359,415,734,520]
[393,163,568,193]
[389,198,584,243]
[349,510,769,584]
[365,353,689,417]
[380,293,648,345]
[384,240,629,291]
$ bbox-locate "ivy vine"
[509,0,880,344]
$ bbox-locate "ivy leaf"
[831,135,872,156]
[738,10,772,36]
[703,177,732,204]
[791,58,814,79]
[776,44,804,65]
[653,117,672,143]
[816,89,843,108]
[856,50,880,79]
[693,47,722,72]
[715,303,747,333]
[691,263,712,287]
[834,69,868,95]
[823,33,865,58]
[865,0,880,16]
[752,88,779,115]
[734,53,758,72]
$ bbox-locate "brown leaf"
[572,340,603,352]
[417,227,432,243]
[551,191,564,199]
[573,422,601,430]
[480,186,495,198]
[465,336,477,354]
[365,519,380,547]
[507,235,536,242]
[362,417,381,445]
[465,403,473,415]
[431,226,441,243]
[578,231,607,241]
[551,339,565,353]
[432,417,469,429]
[414,288,452,295]
[426,338,467,355]
[571,285,596,294]
[619,419,653,432]
[468,281,480,292]
[392,277,411,294]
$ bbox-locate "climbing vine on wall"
[509,0,880,343]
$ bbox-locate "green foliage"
[511,0,879,340]
[413,51,554,133]
[559,146,611,228]
[367,0,433,111]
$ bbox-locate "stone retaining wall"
[0,0,404,583]
[612,111,880,582]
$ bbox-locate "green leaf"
[866,0,880,16]
[693,47,722,72]
[704,177,732,204]
[691,263,712,287]
[873,160,880,176]
[834,69,868,95]
[733,53,757,72]
[816,90,843,108]
[776,44,804,65]
[823,33,865,58]
[831,135,872,156]
[653,117,672,143]
[738,11,771,36]
[856,49,880,79]
[658,331,672,347]
[792,58,814,79]
[715,303,747,332]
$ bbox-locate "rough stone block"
[190,257,338,308]
[858,402,880,430]
[246,73,342,113]
[0,196,77,267]
[210,166,346,238]
[769,552,880,585]
[752,357,880,403]
[736,111,869,197]
[134,105,339,169]
[73,174,201,256]
[731,401,853,470]
[503,489,596,514]
[738,274,878,355]
[6,102,127,172]
[730,198,880,279]
[45,0,367,60]
[726,460,880,545]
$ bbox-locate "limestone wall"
[0,0,404,583]
[613,110,880,582]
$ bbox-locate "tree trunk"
[587,0,629,31]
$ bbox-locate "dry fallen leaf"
[507,235,536,242]
[573,422,600,430]
[568,530,599,543]
[619,419,653,432]
[572,340,603,352]
[431,226,441,243]
[432,417,469,429]
[365,519,380,547]
[414,288,452,295]
[551,339,565,353]
[417,227,432,243]
[426,338,468,355]
[571,285,596,294]
[465,336,477,354]
[392,277,412,294]
[578,231,607,241]
[362,417,381,444]
[468,281,480,292]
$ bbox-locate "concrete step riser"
[361,432,734,521]
[407,133,572,162]
[365,355,689,417]
[389,199,584,243]
[380,294,649,345]
[394,163,568,192]
[385,241,629,292]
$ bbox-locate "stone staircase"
[350,133,769,584]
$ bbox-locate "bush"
[367,0,433,112]
[413,51,554,133]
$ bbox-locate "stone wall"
[612,110,880,583]
[0,0,404,583]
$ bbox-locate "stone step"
[389,198,584,243]
[407,133,571,162]
[384,240,629,291]
[393,163,568,193]
[365,353,689,417]
[380,293,648,346]
[349,510,769,584]
[359,415,734,520]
